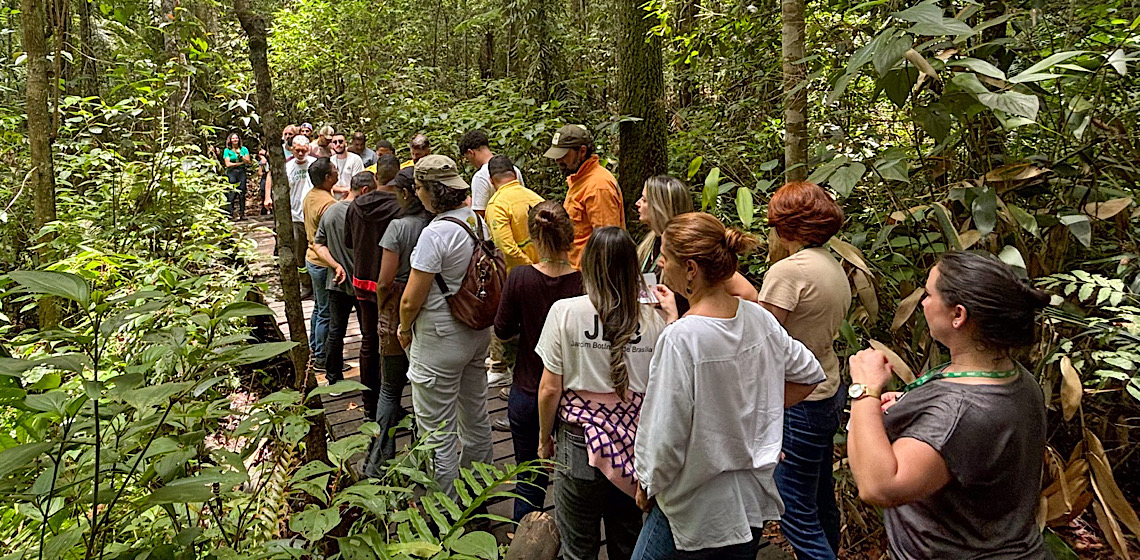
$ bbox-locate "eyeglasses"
[331,140,345,144]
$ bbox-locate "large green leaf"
[807,157,848,185]
[913,103,952,143]
[873,32,912,76]
[213,341,297,366]
[1006,204,1039,237]
[978,91,1039,121]
[1016,50,1087,77]
[907,18,974,36]
[308,380,369,400]
[8,271,90,306]
[947,58,1006,80]
[874,150,910,183]
[1059,215,1092,247]
[735,187,754,227]
[146,481,216,504]
[829,163,866,198]
[450,531,498,559]
[289,506,341,542]
[892,1,942,24]
[971,187,998,236]
[701,168,720,211]
[0,442,53,478]
[216,301,275,321]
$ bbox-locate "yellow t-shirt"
[758,247,852,400]
[486,180,544,271]
[400,159,414,169]
[303,188,337,267]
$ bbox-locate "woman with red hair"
[758,181,851,560]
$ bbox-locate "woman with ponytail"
[847,252,1052,559]
[536,226,668,560]
[632,212,825,560]
[494,201,584,522]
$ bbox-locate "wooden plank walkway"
[237,215,790,559]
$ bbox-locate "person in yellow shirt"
[486,155,544,271]
[543,124,625,268]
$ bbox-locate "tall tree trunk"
[22,0,59,327]
[675,0,699,109]
[76,0,98,97]
[161,0,188,139]
[234,0,329,464]
[479,29,494,79]
[616,0,667,219]
[781,0,808,182]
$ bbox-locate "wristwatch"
[398,324,412,336]
[848,383,882,400]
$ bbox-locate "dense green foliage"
[1,0,1139,557]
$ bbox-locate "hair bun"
[723,228,760,255]
[1022,282,1051,310]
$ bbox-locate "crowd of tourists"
[259,120,1054,560]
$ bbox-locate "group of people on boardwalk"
[268,120,1054,560]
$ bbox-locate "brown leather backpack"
[433,215,506,330]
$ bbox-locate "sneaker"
[498,387,510,400]
[492,418,510,432]
[487,369,512,388]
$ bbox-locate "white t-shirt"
[634,301,825,551]
[534,295,665,394]
[471,161,526,211]
[332,152,364,191]
[409,206,489,311]
[285,157,314,223]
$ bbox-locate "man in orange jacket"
[543,124,625,268]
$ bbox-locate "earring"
[685,277,694,296]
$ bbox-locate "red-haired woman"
[758,181,850,560]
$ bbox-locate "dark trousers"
[225,167,246,218]
[508,385,549,521]
[357,298,381,418]
[553,427,642,560]
[631,505,762,560]
[773,387,845,560]
[362,352,411,478]
[325,289,358,385]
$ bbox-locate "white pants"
[408,308,494,499]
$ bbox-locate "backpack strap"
[433,214,489,296]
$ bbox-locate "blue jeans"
[306,262,331,372]
[325,289,357,385]
[773,387,845,560]
[507,386,549,521]
[631,505,762,560]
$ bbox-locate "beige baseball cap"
[414,154,469,190]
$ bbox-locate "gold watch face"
[848,384,864,399]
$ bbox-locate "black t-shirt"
[494,265,584,394]
[882,365,1051,560]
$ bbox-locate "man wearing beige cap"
[544,124,625,268]
[399,154,494,499]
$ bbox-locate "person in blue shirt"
[222,132,251,220]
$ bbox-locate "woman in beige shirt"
[758,181,850,560]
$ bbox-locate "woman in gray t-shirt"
[847,252,1053,559]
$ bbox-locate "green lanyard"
[905,363,1018,392]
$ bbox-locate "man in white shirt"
[330,133,363,198]
[458,129,525,219]
[285,135,315,298]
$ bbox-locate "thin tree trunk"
[675,0,699,108]
[77,0,98,97]
[22,0,59,327]
[234,0,329,464]
[162,0,188,139]
[617,0,668,218]
[781,0,808,182]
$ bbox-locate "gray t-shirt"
[882,365,1050,560]
[379,213,431,284]
[314,201,353,294]
[409,206,490,311]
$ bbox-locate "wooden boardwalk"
[238,214,790,559]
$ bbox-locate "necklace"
[905,362,1018,392]
[540,258,571,267]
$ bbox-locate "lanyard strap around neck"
[905,363,1018,392]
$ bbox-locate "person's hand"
[333,265,346,284]
[849,349,893,393]
[636,485,654,513]
[880,391,903,412]
[264,197,273,210]
[653,284,679,323]
[537,436,555,460]
[398,326,412,349]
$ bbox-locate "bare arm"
[537,368,564,459]
[847,349,951,507]
[398,268,433,347]
[759,301,790,325]
[726,272,758,302]
[785,381,818,409]
[314,244,344,284]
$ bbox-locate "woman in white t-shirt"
[536,226,668,560]
[397,155,494,499]
[632,212,824,560]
